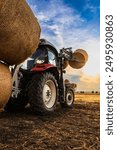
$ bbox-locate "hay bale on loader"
[69,49,88,69]
[0,0,41,65]
[0,63,12,109]
[63,60,69,69]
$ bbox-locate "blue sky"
[62,0,100,30]
[27,0,100,91]
[27,0,100,38]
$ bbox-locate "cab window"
[48,50,56,66]
[20,47,47,70]
[31,47,46,64]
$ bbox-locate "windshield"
[31,47,45,60]
[20,46,57,70]
[20,47,46,70]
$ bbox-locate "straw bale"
[65,82,77,89]
[74,49,88,62]
[0,63,12,109]
[63,60,69,69]
[69,49,88,69]
[0,0,41,65]
[70,83,77,89]
[64,79,70,84]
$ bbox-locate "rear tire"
[61,89,74,108]
[28,72,58,115]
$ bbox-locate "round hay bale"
[0,1,5,10]
[63,60,69,69]
[65,82,77,89]
[0,63,12,109]
[64,79,70,84]
[74,49,88,62]
[0,0,41,65]
[70,83,77,89]
[69,49,88,69]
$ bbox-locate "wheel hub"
[43,84,52,103]
[68,95,72,101]
[43,80,56,109]
[46,90,51,98]
[66,91,73,105]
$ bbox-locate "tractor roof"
[39,39,58,56]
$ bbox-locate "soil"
[0,95,100,150]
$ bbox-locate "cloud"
[64,63,100,91]
[83,0,99,13]
[77,74,100,91]
[64,68,100,91]
[28,0,96,48]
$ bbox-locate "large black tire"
[28,72,58,115]
[4,94,28,112]
[61,89,74,108]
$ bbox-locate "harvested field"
[0,94,100,150]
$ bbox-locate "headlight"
[36,59,45,64]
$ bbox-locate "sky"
[27,0,100,91]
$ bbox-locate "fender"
[31,63,56,72]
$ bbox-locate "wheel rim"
[66,91,74,106]
[43,80,56,109]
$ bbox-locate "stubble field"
[0,94,100,150]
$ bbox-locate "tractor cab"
[20,39,58,71]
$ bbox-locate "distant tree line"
[77,91,100,94]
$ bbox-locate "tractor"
[4,39,87,114]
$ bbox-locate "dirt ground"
[0,94,100,150]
